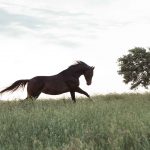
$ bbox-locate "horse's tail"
[0,79,29,94]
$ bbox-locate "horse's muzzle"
[87,82,91,85]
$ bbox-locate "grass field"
[0,93,150,150]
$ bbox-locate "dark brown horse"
[0,61,94,102]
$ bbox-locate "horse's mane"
[68,61,90,69]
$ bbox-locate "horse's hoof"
[89,98,95,102]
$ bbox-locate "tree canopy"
[118,47,150,89]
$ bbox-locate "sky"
[0,0,150,100]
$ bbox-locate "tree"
[118,47,150,89]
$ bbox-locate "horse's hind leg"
[24,87,41,101]
[24,95,38,101]
[25,80,43,101]
[25,91,41,101]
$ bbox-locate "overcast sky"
[0,0,150,100]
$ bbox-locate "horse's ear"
[91,66,95,70]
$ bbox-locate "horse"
[0,61,95,102]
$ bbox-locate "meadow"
[0,93,150,150]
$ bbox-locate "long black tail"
[0,79,29,94]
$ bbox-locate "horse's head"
[84,66,95,85]
[68,61,95,85]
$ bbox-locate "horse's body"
[0,61,94,102]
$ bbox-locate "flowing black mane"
[68,61,90,71]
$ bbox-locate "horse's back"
[28,75,69,95]
[42,75,69,95]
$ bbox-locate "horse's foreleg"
[70,91,76,103]
[75,87,90,98]
[75,87,93,101]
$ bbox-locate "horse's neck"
[71,67,85,78]
[61,67,84,79]
[73,71,82,78]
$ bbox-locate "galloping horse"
[0,61,95,102]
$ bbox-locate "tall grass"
[0,93,150,150]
